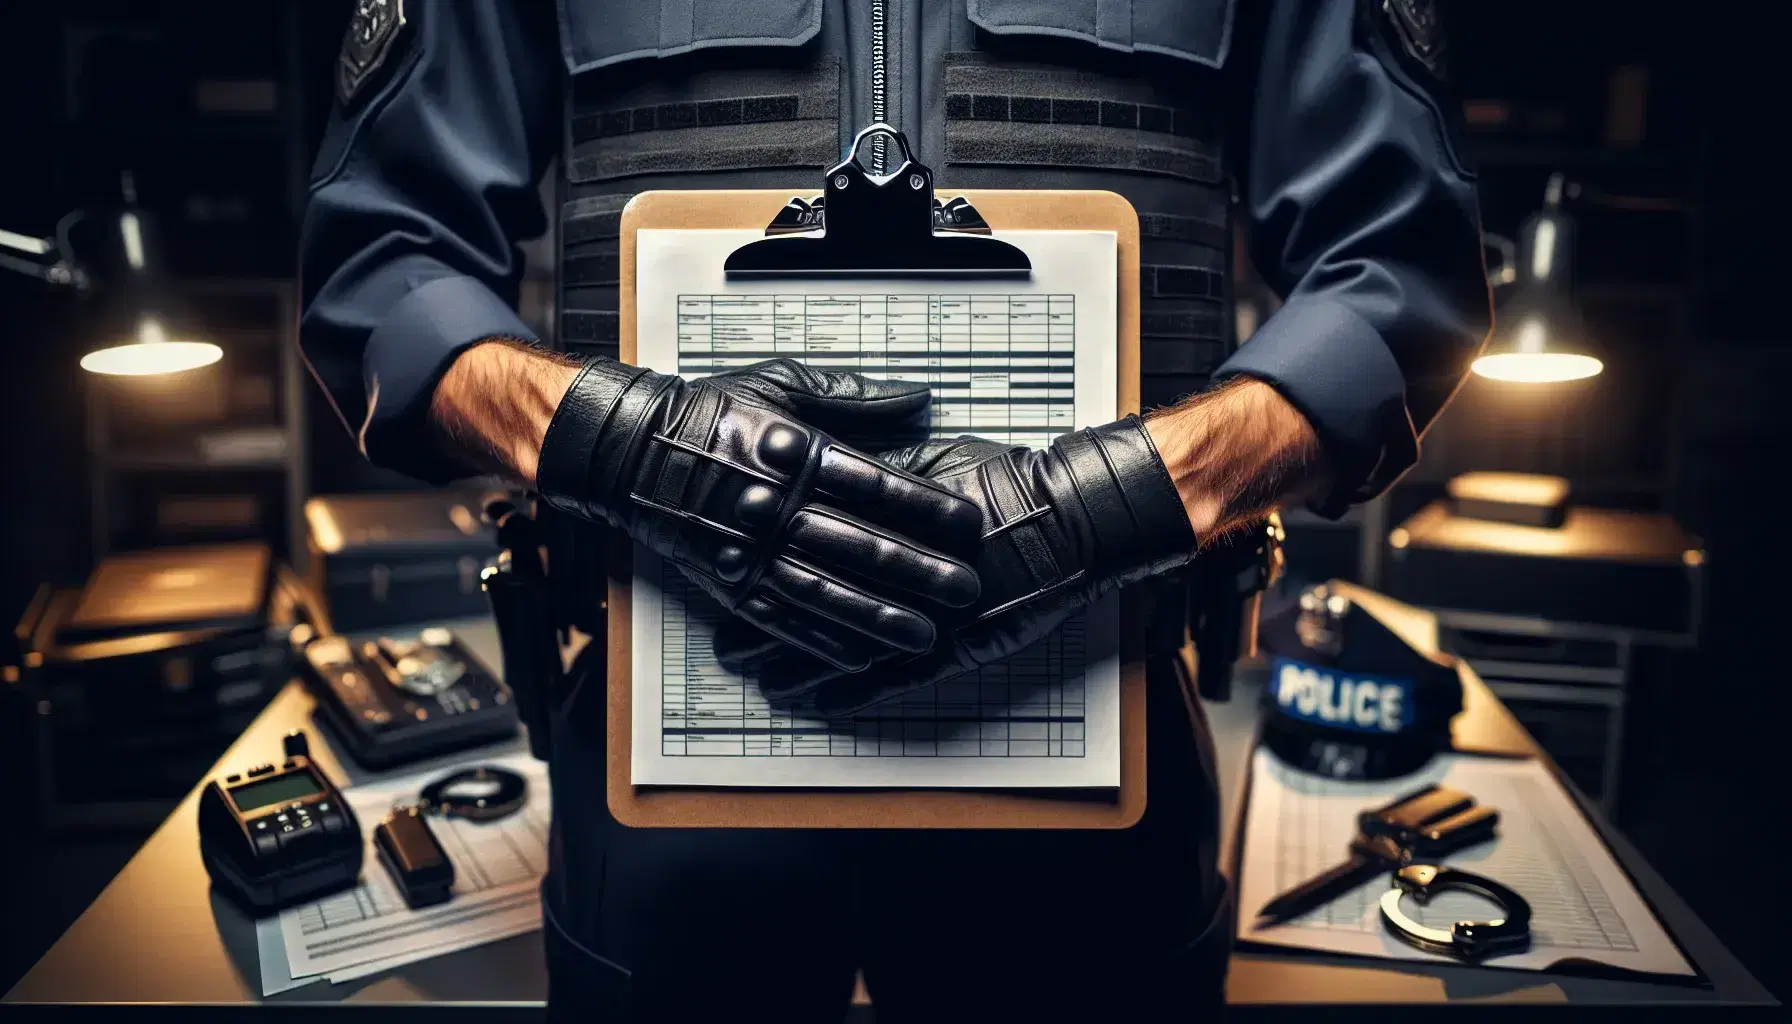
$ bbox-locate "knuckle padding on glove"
[537,356,989,669]
[667,392,828,612]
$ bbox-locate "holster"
[483,498,586,762]
[1185,515,1286,702]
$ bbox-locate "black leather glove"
[536,358,982,672]
[715,415,1198,713]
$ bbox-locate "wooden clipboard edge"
[608,189,1143,829]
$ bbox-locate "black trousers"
[541,645,1232,1022]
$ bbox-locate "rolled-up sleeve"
[299,0,559,482]
[1216,0,1492,516]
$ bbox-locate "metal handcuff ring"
[1379,864,1533,961]
[416,766,529,822]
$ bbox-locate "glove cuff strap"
[1060,415,1198,582]
[537,357,666,524]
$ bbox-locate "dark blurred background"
[0,0,1785,1003]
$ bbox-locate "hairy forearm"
[1143,377,1331,543]
[427,339,582,485]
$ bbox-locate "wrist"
[534,358,671,525]
[1142,377,1329,541]
[427,339,581,486]
[1053,417,1199,582]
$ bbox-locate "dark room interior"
[1,0,1786,1016]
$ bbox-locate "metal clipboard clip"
[723,123,1032,280]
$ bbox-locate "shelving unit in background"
[1371,4,1704,815]
[84,279,307,568]
[56,0,310,570]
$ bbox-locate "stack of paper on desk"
[1236,748,1694,977]
[255,753,549,994]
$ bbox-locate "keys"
[1254,784,1500,927]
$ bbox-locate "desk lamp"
[1472,173,1603,384]
[0,172,220,376]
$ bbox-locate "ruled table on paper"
[630,229,1121,788]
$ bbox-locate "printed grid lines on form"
[675,293,1077,447]
[294,804,549,935]
[660,292,1088,758]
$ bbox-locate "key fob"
[1408,804,1500,858]
[375,807,455,909]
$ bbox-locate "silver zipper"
[870,0,887,171]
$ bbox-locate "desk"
[5,619,546,1011]
[7,600,1777,1012]
[1219,584,1770,1007]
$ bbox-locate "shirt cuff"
[361,274,537,483]
[1214,297,1415,518]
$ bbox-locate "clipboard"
[606,125,1145,829]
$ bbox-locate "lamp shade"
[1472,175,1602,384]
[76,175,221,377]
[79,313,221,376]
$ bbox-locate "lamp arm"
[0,247,76,285]
[0,212,89,289]
[0,226,54,257]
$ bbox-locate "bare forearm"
[1143,377,1331,542]
[427,339,582,486]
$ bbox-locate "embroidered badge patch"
[1383,0,1446,75]
[338,0,408,105]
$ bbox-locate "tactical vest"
[546,0,1234,637]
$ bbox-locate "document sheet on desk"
[631,228,1119,788]
[258,754,549,993]
[1236,748,1694,976]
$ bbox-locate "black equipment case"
[304,491,503,631]
[6,542,301,828]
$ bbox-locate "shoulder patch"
[1382,0,1446,76]
[338,0,408,105]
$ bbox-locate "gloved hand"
[714,415,1198,713]
[536,358,982,672]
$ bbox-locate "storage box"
[305,491,502,631]
[1385,501,1702,637]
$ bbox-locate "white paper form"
[1236,748,1694,976]
[268,754,549,988]
[631,228,1120,788]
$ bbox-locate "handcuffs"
[416,766,529,822]
[1379,864,1533,961]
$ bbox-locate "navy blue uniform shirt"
[299,0,1490,513]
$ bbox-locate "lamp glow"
[1470,351,1603,383]
[80,316,221,376]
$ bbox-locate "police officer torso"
[549,0,1233,636]
[300,0,1487,1009]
